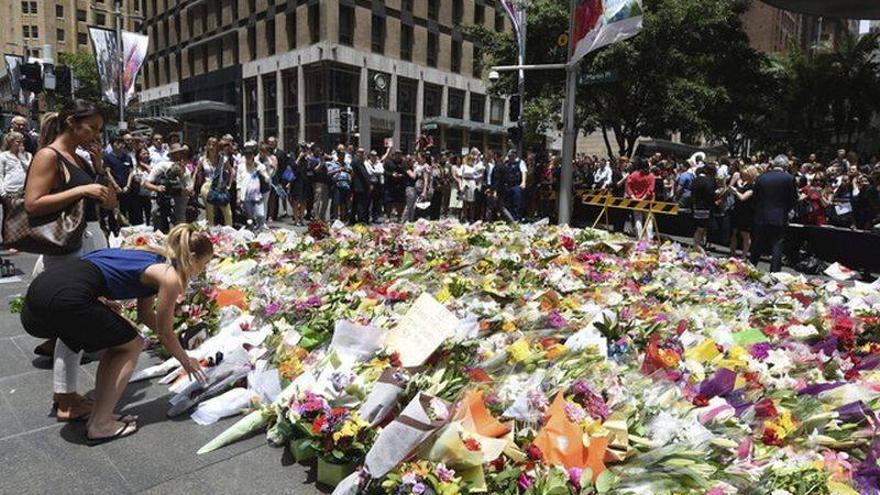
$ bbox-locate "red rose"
[692,394,709,407]
[526,444,544,461]
[389,352,402,368]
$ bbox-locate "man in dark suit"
[350,148,372,224]
[749,155,798,272]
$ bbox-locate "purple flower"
[264,302,282,316]
[564,402,587,423]
[568,467,584,490]
[401,472,418,485]
[750,342,771,360]
[517,473,533,490]
[411,482,426,494]
[434,463,455,483]
[698,368,737,399]
[547,310,568,329]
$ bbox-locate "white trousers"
[33,221,108,394]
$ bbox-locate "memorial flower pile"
[120,220,880,494]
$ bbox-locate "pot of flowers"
[309,407,373,487]
[285,391,328,464]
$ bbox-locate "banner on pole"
[89,26,121,105]
[89,27,149,106]
[3,54,27,105]
[570,0,643,64]
[121,31,149,105]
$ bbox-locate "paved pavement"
[0,249,325,495]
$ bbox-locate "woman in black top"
[25,100,117,422]
[691,164,717,251]
[729,165,758,258]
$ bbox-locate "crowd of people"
[3,104,880,248]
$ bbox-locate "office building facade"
[139,0,515,153]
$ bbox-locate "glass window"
[427,32,438,68]
[490,98,504,125]
[446,129,464,155]
[401,0,413,13]
[308,3,320,43]
[247,25,256,60]
[57,28,65,42]
[397,77,417,152]
[475,4,484,25]
[473,44,483,78]
[428,0,438,21]
[329,64,359,105]
[371,14,385,54]
[469,131,484,150]
[400,24,413,61]
[22,26,30,38]
[56,4,63,17]
[245,77,259,141]
[423,83,442,118]
[264,76,278,140]
[96,13,106,25]
[286,10,296,49]
[448,89,465,120]
[339,5,354,46]
[453,0,463,25]
[451,40,461,73]
[21,2,28,14]
[282,68,299,150]
[367,70,390,110]
[266,17,276,56]
[77,31,87,45]
[76,9,86,21]
[470,93,485,122]
[495,9,504,32]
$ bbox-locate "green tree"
[580,0,775,157]
[56,50,116,118]
[767,32,880,157]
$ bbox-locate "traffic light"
[20,62,43,93]
[508,94,520,122]
[54,65,72,97]
[339,111,348,134]
[507,126,522,144]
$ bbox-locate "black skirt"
[20,260,138,352]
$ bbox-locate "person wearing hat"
[145,142,193,232]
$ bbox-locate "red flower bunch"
[762,427,783,446]
[308,220,329,240]
[526,444,544,461]
[754,398,778,419]
[312,415,327,434]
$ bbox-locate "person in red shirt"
[625,157,656,239]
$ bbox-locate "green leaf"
[595,470,618,494]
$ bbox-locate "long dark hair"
[38,100,103,149]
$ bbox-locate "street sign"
[327,108,341,133]
[580,69,620,85]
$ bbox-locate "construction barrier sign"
[580,191,679,215]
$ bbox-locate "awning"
[167,100,236,118]
[762,0,880,19]
[422,116,507,134]
[134,116,180,127]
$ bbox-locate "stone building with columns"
[138,0,514,153]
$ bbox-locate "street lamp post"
[516,3,527,159]
[115,0,126,130]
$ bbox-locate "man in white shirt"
[593,159,613,190]
[148,133,169,165]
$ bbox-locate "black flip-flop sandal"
[86,420,138,446]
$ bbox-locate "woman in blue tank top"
[20,224,213,444]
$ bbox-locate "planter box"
[316,458,356,487]
[288,438,315,463]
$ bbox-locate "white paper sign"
[385,293,459,367]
